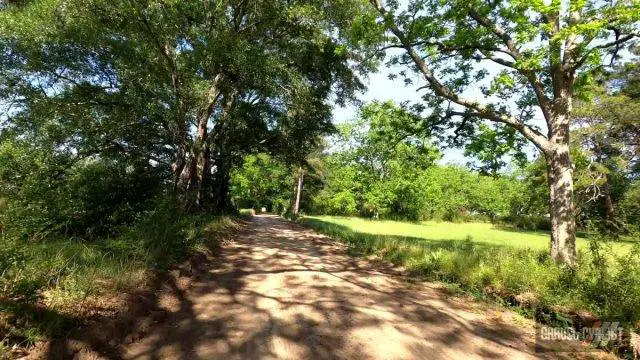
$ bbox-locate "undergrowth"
[238,208,256,219]
[0,198,241,349]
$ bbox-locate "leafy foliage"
[0,0,366,349]
[308,102,531,222]
[571,64,640,235]
[231,154,295,214]
[354,0,640,264]
[0,0,639,352]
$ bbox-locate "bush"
[230,154,295,214]
[0,239,43,301]
[0,195,240,346]
[309,160,533,223]
[499,215,552,231]
[3,195,238,301]
[1,145,163,240]
[619,181,640,234]
[578,240,640,325]
[239,208,256,219]
[312,190,358,216]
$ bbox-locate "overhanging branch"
[371,0,551,153]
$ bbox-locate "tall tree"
[572,64,640,233]
[293,166,304,216]
[0,0,364,212]
[364,0,639,264]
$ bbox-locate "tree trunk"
[208,90,237,213]
[195,144,211,207]
[601,174,626,234]
[175,78,224,208]
[171,127,189,188]
[194,110,211,207]
[177,140,212,209]
[178,152,197,190]
[602,175,616,224]
[546,144,577,265]
[293,166,304,215]
[212,156,233,214]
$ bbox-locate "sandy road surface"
[112,214,588,360]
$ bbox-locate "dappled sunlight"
[115,215,546,360]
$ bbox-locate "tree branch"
[466,7,523,60]
[573,33,637,70]
[466,7,553,122]
[371,0,551,153]
[475,50,516,68]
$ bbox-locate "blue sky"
[331,63,542,166]
[331,69,465,164]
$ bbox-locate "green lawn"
[305,215,632,254]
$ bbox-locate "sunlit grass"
[306,216,632,254]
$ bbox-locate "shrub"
[312,190,358,216]
[1,148,163,241]
[239,208,256,219]
[578,240,640,325]
[308,160,534,223]
[0,194,241,346]
[499,215,552,231]
[619,181,640,234]
[0,239,43,301]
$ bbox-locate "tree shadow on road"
[34,215,581,359]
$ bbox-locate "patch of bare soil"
[24,215,612,359]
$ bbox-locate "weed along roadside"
[1,205,247,359]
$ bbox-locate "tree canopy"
[0,0,365,223]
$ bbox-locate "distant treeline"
[231,102,640,235]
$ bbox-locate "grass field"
[299,216,640,329]
[305,216,632,254]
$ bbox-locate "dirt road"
[117,215,582,359]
